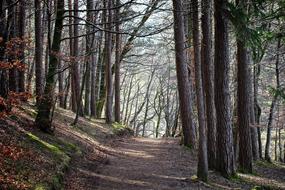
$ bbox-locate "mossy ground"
[0,108,80,190]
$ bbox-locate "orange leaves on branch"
[5,37,31,57]
[0,92,32,118]
[0,60,27,71]
[12,60,27,71]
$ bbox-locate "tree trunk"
[114,0,122,123]
[72,0,82,116]
[191,0,208,181]
[265,38,281,162]
[18,0,25,92]
[0,1,9,99]
[237,39,253,173]
[105,0,113,124]
[172,0,196,148]
[254,61,262,158]
[249,65,259,160]
[35,0,65,132]
[214,0,236,177]
[201,0,216,170]
[8,0,18,92]
[58,60,64,107]
[84,0,95,116]
[124,76,134,123]
[90,52,97,117]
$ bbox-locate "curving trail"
[93,137,209,190]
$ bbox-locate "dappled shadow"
[94,137,211,190]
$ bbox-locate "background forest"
[0,0,285,189]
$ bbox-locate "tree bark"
[105,0,113,124]
[237,39,253,173]
[0,1,9,99]
[214,0,236,177]
[84,0,95,116]
[201,0,216,170]
[35,0,65,132]
[114,0,122,123]
[254,60,262,158]
[18,0,25,92]
[265,38,281,162]
[191,0,208,181]
[172,0,196,148]
[72,0,82,115]
[58,60,64,107]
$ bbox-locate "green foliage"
[112,122,134,136]
[226,1,275,63]
[268,86,285,102]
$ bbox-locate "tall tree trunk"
[105,0,113,124]
[201,0,216,170]
[72,0,82,115]
[249,64,259,160]
[191,0,208,181]
[68,0,75,111]
[0,1,9,99]
[172,0,196,148]
[237,39,253,173]
[8,0,18,92]
[124,76,134,124]
[63,73,71,109]
[265,38,281,162]
[84,0,95,116]
[35,0,65,132]
[214,0,236,177]
[18,0,25,92]
[58,60,64,107]
[34,0,44,105]
[254,60,262,158]
[114,0,122,123]
[90,51,97,117]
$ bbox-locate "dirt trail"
[94,137,205,190]
[64,136,216,190]
[63,134,285,190]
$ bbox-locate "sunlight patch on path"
[78,168,152,187]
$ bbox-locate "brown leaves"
[0,92,32,118]
[5,37,31,57]
[0,143,25,161]
[0,60,27,71]
[0,143,33,190]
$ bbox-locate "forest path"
[62,132,285,190]
[89,137,209,190]
[63,135,211,190]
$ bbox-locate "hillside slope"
[0,105,285,190]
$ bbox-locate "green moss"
[255,160,278,169]
[27,133,63,155]
[26,132,75,190]
[111,122,134,136]
[236,173,280,190]
[250,186,275,190]
[34,184,49,190]
[112,122,125,129]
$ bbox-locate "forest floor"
[0,104,285,189]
